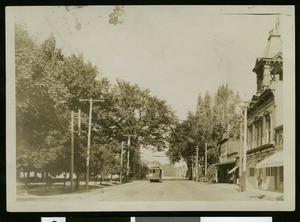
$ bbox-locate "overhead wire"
[43,16,76,55]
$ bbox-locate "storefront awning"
[214,159,235,166]
[228,166,238,174]
[255,151,283,168]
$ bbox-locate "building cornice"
[247,143,275,155]
[248,90,275,118]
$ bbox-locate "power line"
[43,16,76,55]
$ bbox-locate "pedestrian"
[257,175,262,189]
[230,174,234,184]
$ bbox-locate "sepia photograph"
[5,5,295,211]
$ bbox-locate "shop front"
[255,151,283,192]
[215,160,237,184]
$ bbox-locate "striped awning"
[255,151,283,168]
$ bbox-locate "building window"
[266,116,271,144]
[266,167,271,176]
[275,127,283,148]
[279,166,284,182]
[266,167,275,176]
[278,134,283,145]
[248,125,252,149]
[249,168,255,177]
[255,120,263,147]
[260,124,263,145]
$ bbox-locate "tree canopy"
[15,24,177,186]
[167,85,241,180]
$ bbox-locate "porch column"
[262,116,266,145]
[269,114,274,144]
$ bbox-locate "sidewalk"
[243,187,284,201]
[211,183,284,201]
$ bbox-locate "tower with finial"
[252,16,283,95]
[274,15,280,34]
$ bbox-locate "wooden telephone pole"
[196,145,199,182]
[70,111,74,191]
[205,142,208,176]
[70,109,81,191]
[239,118,243,192]
[79,98,103,189]
[239,101,249,192]
[120,141,124,183]
[123,134,136,182]
[243,105,248,191]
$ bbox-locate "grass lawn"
[17,181,120,196]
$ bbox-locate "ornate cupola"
[252,16,283,95]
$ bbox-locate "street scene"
[6,6,294,211]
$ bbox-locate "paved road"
[18,178,252,202]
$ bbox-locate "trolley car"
[148,166,163,182]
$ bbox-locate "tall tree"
[15,24,70,185]
[167,85,240,180]
[95,80,177,179]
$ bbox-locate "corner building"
[246,19,283,192]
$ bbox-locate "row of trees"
[15,24,177,190]
[167,85,241,180]
[15,22,242,189]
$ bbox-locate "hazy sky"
[8,6,293,120]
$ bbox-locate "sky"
[8,6,294,165]
[140,146,172,165]
[7,6,294,121]
[7,6,294,165]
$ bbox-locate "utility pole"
[123,134,136,182]
[205,142,208,176]
[127,142,130,181]
[239,101,249,192]
[78,109,81,135]
[191,158,194,180]
[239,119,243,192]
[70,111,74,191]
[196,145,199,182]
[79,98,103,189]
[120,141,124,183]
[243,105,248,191]
[141,153,143,179]
[70,109,81,192]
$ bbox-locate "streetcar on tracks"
[148,166,163,182]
